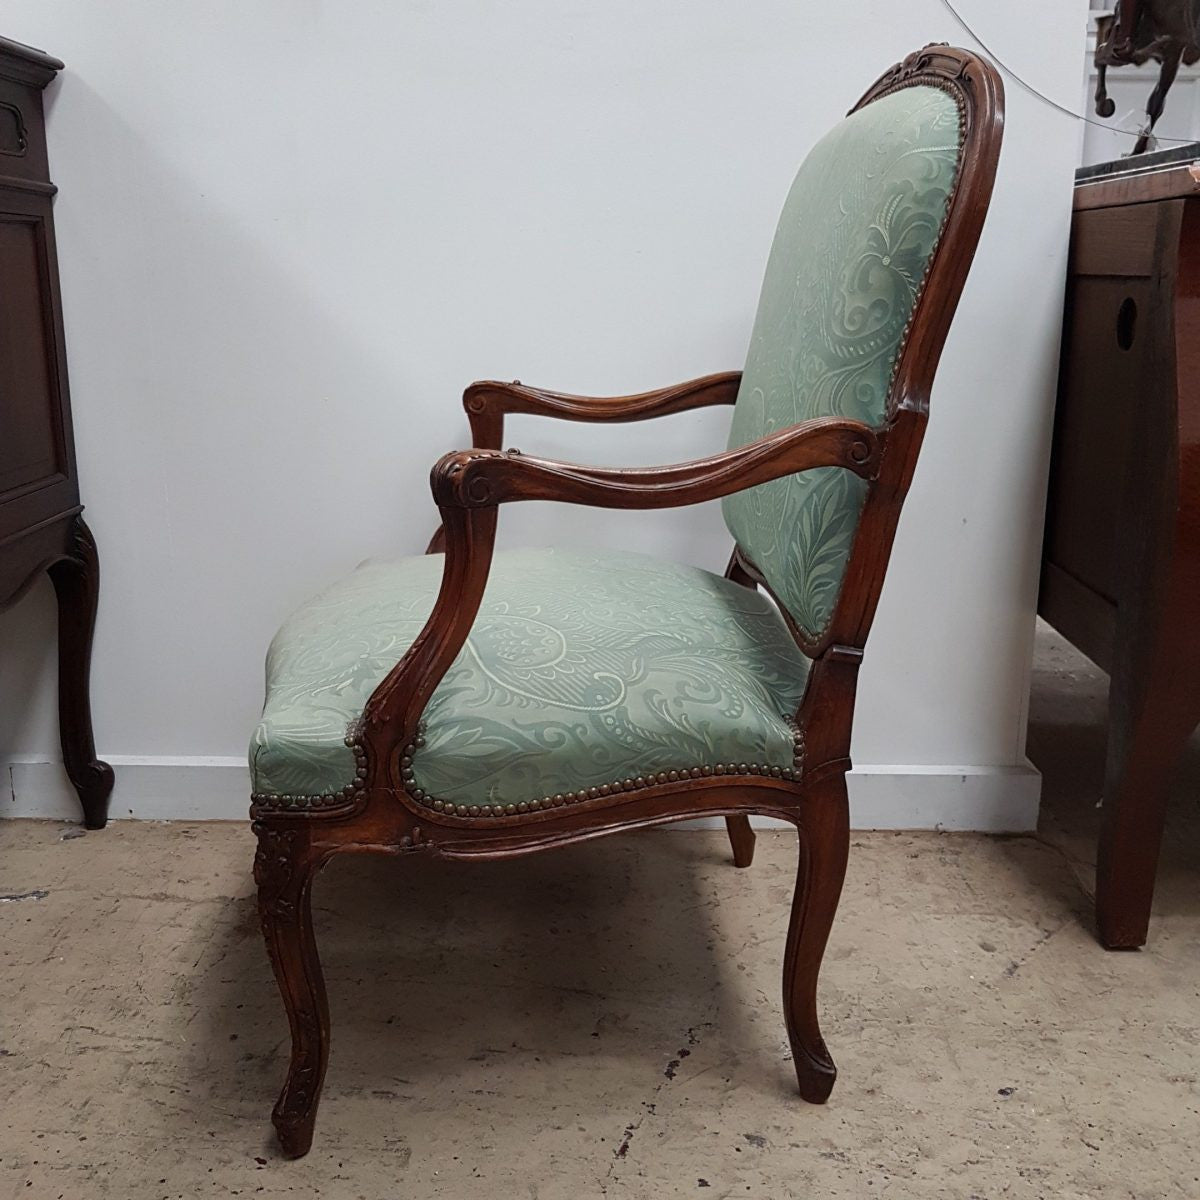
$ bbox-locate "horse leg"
[1186,0,1200,64]
[1135,42,1183,153]
[1115,0,1144,59]
[1096,62,1116,118]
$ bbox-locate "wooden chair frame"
[251,44,1003,1158]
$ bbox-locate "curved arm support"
[363,504,498,780]
[432,417,881,510]
[462,372,741,450]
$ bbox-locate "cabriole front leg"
[782,776,850,1102]
[46,515,114,829]
[254,820,331,1158]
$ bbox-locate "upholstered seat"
[251,546,811,810]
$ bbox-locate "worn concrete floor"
[1,624,1197,1199]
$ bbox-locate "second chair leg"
[254,822,331,1158]
[782,777,850,1102]
[725,815,756,867]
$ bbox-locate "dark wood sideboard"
[0,36,112,828]
[1040,151,1200,949]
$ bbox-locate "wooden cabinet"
[1040,155,1200,948]
[0,36,112,827]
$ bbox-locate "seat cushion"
[250,547,811,808]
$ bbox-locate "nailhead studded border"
[875,73,968,417]
[251,734,368,812]
[251,717,806,819]
[395,716,805,819]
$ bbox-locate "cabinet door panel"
[1045,274,1152,605]
[0,187,77,541]
[0,211,65,494]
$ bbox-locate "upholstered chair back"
[722,85,963,642]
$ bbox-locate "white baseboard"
[1,758,1041,831]
[2,757,252,822]
[686,762,1041,833]
[853,761,1043,831]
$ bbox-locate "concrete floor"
[1,624,1197,1199]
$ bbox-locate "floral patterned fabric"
[250,548,811,802]
[722,85,962,640]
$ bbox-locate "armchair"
[249,44,1004,1157]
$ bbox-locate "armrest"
[462,372,741,449]
[367,414,879,781]
[430,417,881,510]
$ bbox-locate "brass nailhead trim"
[400,717,805,820]
[251,733,368,812]
[874,74,968,415]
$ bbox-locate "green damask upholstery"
[723,85,962,639]
[251,87,960,811]
[251,548,810,805]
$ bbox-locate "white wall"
[0,1,1088,827]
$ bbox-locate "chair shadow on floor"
[168,829,801,1155]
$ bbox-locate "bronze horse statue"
[1095,0,1200,153]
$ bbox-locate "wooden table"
[1040,151,1200,949]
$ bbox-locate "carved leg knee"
[782,780,849,1103]
[255,822,330,1158]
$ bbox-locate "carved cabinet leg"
[255,822,332,1158]
[1096,668,1200,950]
[724,815,756,867]
[46,516,114,829]
[1095,352,1200,948]
[782,776,849,1103]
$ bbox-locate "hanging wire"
[939,0,1198,145]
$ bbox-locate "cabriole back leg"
[725,815,756,867]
